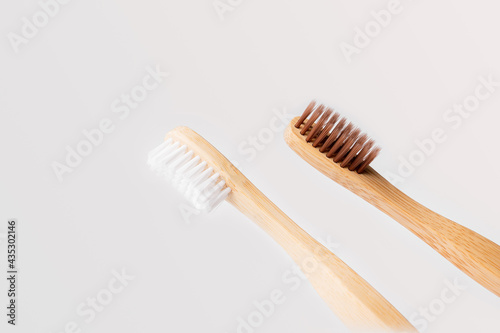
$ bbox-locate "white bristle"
[148,139,231,212]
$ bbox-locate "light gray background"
[1,0,500,332]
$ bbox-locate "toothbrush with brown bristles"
[284,101,500,297]
[148,126,417,332]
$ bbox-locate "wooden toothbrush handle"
[359,169,500,298]
[226,178,416,332]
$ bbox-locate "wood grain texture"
[285,117,500,298]
[166,126,417,332]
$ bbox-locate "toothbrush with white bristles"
[148,126,417,332]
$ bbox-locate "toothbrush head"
[294,101,381,173]
[148,136,231,212]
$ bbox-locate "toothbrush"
[148,126,417,332]
[284,101,500,297]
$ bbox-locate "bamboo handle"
[285,119,500,298]
[227,178,416,332]
[167,127,417,332]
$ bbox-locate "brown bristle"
[296,102,381,173]
[295,101,316,129]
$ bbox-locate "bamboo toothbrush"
[284,101,500,298]
[148,126,417,332]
